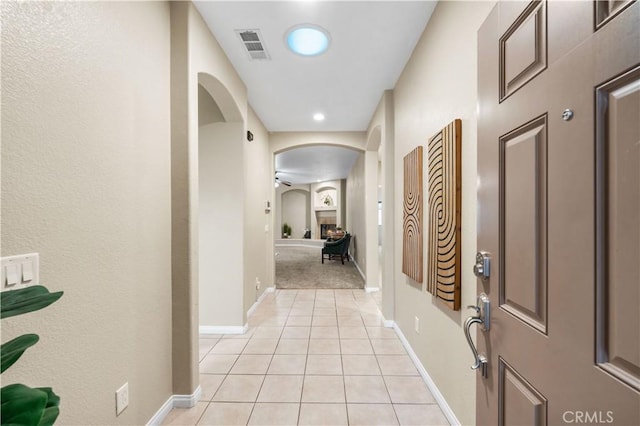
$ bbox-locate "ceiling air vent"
[236,29,271,61]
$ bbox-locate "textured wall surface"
[346,153,367,272]
[282,190,310,239]
[244,107,273,308]
[199,122,244,327]
[1,1,172,424]
[393,1,496,424]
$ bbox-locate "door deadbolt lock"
[473,251,491,281]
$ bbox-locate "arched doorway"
[170,68,244,396]
[270,136,369,290]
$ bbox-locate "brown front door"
[476,1,640,424]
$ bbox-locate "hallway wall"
[392,1,496,424]
[244,107,273,304]
[199,122,245,328]
[1,1,172,424]
[281,189,310,239]
[175,1,273,394]
[346,153,367,272]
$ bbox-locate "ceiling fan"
[275,172,292,187]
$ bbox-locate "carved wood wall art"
[426,119,462,310]
[402,146,423,283]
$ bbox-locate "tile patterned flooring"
[163,289,449,426]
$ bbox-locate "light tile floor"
[163,289,450,426]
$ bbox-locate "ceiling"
[194,1,437,184]
[275,145,362,185]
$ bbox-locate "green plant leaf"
[36,387,61,426]
[1,384,48,425]
[1,286,63,319]
[1,333,39,373]
[38,406,60,426]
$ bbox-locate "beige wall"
[275,184,309,240]
[281,190,310,239]
[245,107,273,302]
[346,154,367,272]
[199,122,245,327]
[367,91,396,317]
[172,0,267,394]
[1,1,172,424]
[392,1,495,424]
[198,84,225,126]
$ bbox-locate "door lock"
[473,251,491,281]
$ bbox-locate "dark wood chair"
[321,233,351,264]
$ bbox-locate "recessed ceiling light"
[286,25,330,56]
[313,113,325,121]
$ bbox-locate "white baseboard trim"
[366,286,380,293]
[247,286,275,317]
[391,322,461,426]
[147,385,202,425]
[382,319,395,328]
[275,239,324,249]
[173,386,202,408]
[353,258,366,282]
[199,324,248,335]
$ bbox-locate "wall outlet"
[414,316,420,334]
[115,382,129,416]
[255,277,261,290]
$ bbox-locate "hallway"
[163,289,449,425]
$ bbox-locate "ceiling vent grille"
[236,29,271,61]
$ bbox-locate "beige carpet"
[275,245,365,289]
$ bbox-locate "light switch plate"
[1,253,39,292]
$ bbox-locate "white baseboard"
[173,386,202,408]
[366,286,380,293]
[391,321,461,426]
[147,386,202,425]
[353,258,366,282]
[199,324,248,335]
[247,286,275,317]
[275,239,324,248]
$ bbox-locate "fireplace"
[320,224,337,240]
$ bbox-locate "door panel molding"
[595,0,637,29]
[595,64,640,392]
[499,114,548,334]
[499,0,547,102]
[498,357,548,426]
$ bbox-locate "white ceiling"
[194,0,437,183]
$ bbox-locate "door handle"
[464,293,490,377]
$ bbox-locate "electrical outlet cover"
[116,382,129,415]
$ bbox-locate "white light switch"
[1,253,39,292]
[5,264,18,287]
[22,261,34,282]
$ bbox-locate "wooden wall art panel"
[402,146,423,283]
[426,119,462,310]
